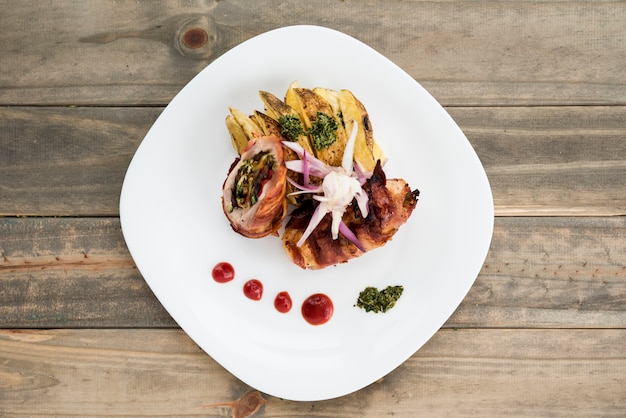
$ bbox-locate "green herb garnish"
[309,112,338,150]
[278,114,306,141]
[355,285,404,313]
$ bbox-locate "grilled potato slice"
[372,141,387,167]
[225,114,250,155]
[227,82,385,171]
[285,85,348,167]
[230,106,263,136]
[283,80,301,116]
[312,87,343,124]
[253,110,281,137]
[259,90,293,121]
[338,89,382,172]
[259,90,314,156]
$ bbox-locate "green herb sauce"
[278,114,305,141]
[309,112,338,150]
[355,285,404,313]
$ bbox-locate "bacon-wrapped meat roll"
[222,135,288,238]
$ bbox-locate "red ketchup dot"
[243,279,263,301]
[301,293,334,325]
[212,262,234,283]
[274,291,292,313]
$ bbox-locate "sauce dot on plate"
[212,262,234,283]
[301,293,333,325]
[274,291,292,313]
[243,279,263,301]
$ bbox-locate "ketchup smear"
[274,291,292,313]
[301,293,334,325]
[212,262,235,283]
[243,279,263,301]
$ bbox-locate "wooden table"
[1,1,624,416]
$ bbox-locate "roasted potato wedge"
[259,90,293,121]
[253,110,282,137]
[372,141,387,167]
[312,87,343,124]
[229,106,263,137]
[286,86,348,167]
[283,80,301,116]
[338,89,381,172]
[259,90,314,156]
[227,81,385,174]
[225,114,249,155]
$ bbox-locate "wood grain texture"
[1,1,624,416]
[1,217,624,329]
[0,0,623,106]
[0,106,159,216]
[0,328,624,417]
[1,106,624,217]
[449,217,626,328]
[0,217,174,328]
[447,106,626,216]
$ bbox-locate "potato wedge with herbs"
[286,86,348,167]
[226,81,385,171]
[258,90,314,156]
[312,87,344,124]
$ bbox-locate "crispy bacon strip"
[282,162,419,269]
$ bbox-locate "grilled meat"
[282,161,419,269]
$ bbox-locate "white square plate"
[120,25,493,401]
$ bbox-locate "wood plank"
[0,106,159,216]
[1,106,624,217]
[449,217,626,328]
[1,217,624,329]
[447,106,626,216]
[0,1,623,106]
[0,328,624,416]
[0,217,175,328]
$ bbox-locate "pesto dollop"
[355,285,404,313]
[278,114,305,141]
[309,112,338,150]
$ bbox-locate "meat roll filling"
[222,135,288,239]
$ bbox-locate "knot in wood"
[182,28,208,49]
[202,390,266,418]
[174,15,217,59]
